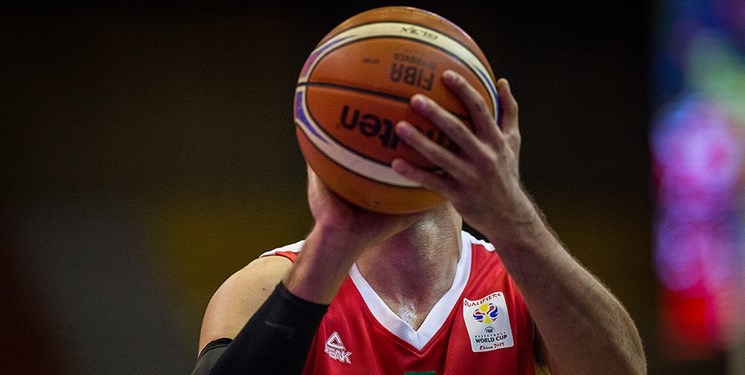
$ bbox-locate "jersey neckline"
[348,230,474,351]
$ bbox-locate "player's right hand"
[306,166,429,253]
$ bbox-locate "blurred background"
[0,1,742,374]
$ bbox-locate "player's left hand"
[392,70,539,243]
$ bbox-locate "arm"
[194,169,428,374]
[195,255,332,375]
[492,197,646,374]
[194,229,357,375]
[197,255,292,353]
[392,71,646,374]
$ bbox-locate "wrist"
[496,212,553,251]
[307,221,369,254]
[283,225,364,304]
[482,189,562,253]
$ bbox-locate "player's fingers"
[496,78,519,135]
[391,158,452,195]
[409,94,479,154]
[394,120,472,182]
[442,70,499,141]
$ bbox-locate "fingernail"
[395,121,411,135]
[443,70,457,82]
[411,94,426,109]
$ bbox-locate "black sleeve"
[193,282,329,375]
[191,338,231,375]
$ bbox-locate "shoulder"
[197,245,298,353]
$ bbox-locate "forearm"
[193,223,366,374]
[487,213,646,374]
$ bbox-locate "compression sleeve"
[196,281,329,375]
[191,338,231,375]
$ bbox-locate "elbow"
[610,335,648,375]
[546,336,648,375]
[625,349,648,375]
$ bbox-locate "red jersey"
[262,231,536,374]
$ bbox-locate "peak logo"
[324,331,352,364]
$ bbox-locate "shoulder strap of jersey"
[267,250,299,262]
[259,240,304,262]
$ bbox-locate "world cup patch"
[462,292,514,352]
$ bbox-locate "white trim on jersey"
[348,230,474,350]
[467,233,496,252]
[260,231,491,352]
[260,240,304,257]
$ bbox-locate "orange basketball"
[294,6,497,214]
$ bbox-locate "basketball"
[294,6,497,214]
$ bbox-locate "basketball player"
[191,71,647,374]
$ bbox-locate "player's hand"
[306,167,426,252]
[285,168,427,304]
[391,71,539,243]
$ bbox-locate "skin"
[198,71,648,374]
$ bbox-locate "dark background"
[0,1,720,373]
